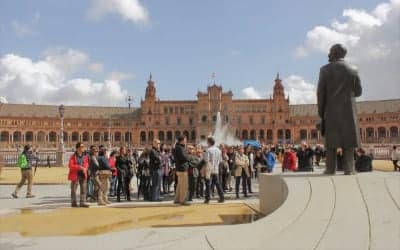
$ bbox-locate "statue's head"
[328,44,347,62]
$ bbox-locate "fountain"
[211,112,242,146]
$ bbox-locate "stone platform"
[0,166,399,250]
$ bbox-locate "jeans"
[205,174,224,201]
[109,175,117,195]
[188,175,197,200]
[235,171,248,197]
[151,169,162,201]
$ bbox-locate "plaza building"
[0,74,399,150]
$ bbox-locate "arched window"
[259,129,265,140]
[175,130,181,140]
[250,130,256,140]
[71,132,79,142]
[82,132,90,142]
[242,130,249,140]
[13,131,22,142]
[285,129,291,139]
[93,132,101,142]
[300,130,307,140]
[191,130,196,142]
[167,131,173,142]
[158,131,165,142]
[390,126,398,137]
[267,129,273,140]
[378,127,386,138]
[104,132,109,142]
[311,129,318,139]
[37,131,46,142]
[48,131,57,142]
[25,131,33,142]
[0,131,9,142]
[148,131,154,142]
[277,129,284,140]
[183,130,190,141]
[125,131,132,142]
[366,127,374,137]
[201,115,207,123]
[114,132,121,142]
[140,131,146,144]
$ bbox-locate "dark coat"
[317,59,362,148]
[174,143,190,172]
[149,147,162,172]
[297,148,314,171]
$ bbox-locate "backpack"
[17,153,28,169]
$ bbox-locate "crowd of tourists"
[10,139,396,205]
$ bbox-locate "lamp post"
[125,96,134,148]
[108,117,112,150]
[57,104,65,166]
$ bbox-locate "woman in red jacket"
[68,142,90,207]
[282,146,297,172]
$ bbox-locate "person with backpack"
[12,144,38,198]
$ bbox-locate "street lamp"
[125,96,134,148]
[108,117,112,150]
[58,104,65,166]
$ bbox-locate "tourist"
[219,145,230,191]
[254,150,266,176]
[88,145,101,203]
[68,142,90,207]
[245,146,253,193]
[174,135,190,205]
[226,146,236,191]
[282,146,297,172]
[116,146,133,202]
[187,145,200,201]
[46,155,51,168]
[355,148,373,172]
[109,150,118,196]
[150,139,163,201]
[137,148,151,200]
[11,144,38,199]
[391,146,400,171]
[317,43,362,175]
[161,145,171,194]
[196,145,206,198]
[234,146,249,198]
[297,142,314,172]
[314,145,323,166]
[265,147,276,173]
[204,137,225,203]
[97,146,112,205]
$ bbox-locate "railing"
[0,150,68,167]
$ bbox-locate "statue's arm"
[353,73,362,98]
[317,67,326,118]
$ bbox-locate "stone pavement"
[0,165,399,250]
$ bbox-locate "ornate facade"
[0,74,399,150]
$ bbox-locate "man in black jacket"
[150,139,162,201]
[174,135,190,205]
[297,142,314,172]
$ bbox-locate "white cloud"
[87,0,149,25]
[295,0,400,100]
[283,75,317,104]
[0,96,7,103]
[242,87,263,99]
[0,50,129,106]
[11,13,40,38]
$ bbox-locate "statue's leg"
[325,148,337,174]
[342,148,356,175]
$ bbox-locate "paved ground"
[1,164,399,250]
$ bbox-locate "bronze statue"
[317,44,362,175]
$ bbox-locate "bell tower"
[273,73,285,100]
[145,73,156,101]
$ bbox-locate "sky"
[0,0,399,106]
